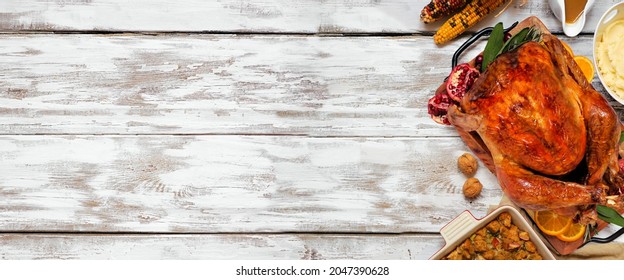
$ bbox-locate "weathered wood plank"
[0,0,618,34]
[0,233,444,260]
[0,34,610,136]
[0,135,502,233]
[0,34,468,136]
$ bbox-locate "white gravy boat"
[548,0,595,37]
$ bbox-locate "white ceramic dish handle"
[439,211,478,246]
[601,5,620,25]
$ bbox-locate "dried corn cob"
[420,0,469,23]
[433,0,507,45]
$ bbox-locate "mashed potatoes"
[596,19,624,99]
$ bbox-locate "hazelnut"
[458,153,478,177]
[463,177,482,199]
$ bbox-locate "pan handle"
[579,226,624,248]
[451,21,519,68]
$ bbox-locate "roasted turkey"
[448,34,624,216]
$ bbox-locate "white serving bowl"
[593,2,624,104]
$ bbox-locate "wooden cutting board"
[439,16,617,256]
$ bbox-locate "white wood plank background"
[0,234,443,260]
[0,0,620,34]
[0,135,502,233]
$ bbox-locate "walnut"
[463,177,482,199]
[458,153,478,177]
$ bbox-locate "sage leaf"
[480,24,542,73]
[498,27,529,55]
[498,27,541,56]
[481,22,504,72]
[596,205,624,228]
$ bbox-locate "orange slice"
[574,56,594,82]
[561,41,574,56]
[534,210,572,236]
[556,222,586,242]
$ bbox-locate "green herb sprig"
[596,205,624,227]
[480,23,542,72]
[481,23,504,73]
[499,27,541,55]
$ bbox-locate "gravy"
[564,0,587,24]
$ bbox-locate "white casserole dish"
[430,205,556,260]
